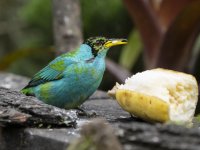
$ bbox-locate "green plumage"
[21,37,127,109]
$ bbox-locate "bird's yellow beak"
[104,39,128,48]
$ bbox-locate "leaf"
[123,0,163,68]
[188,33,200,72]
[119,30,142,70]
[155,0,200,71]
[0,47,53,70]
[158,0,196,31]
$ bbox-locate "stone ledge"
[1,72,200,150]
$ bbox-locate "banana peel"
[108,68,198,123]
[116,90,169,123]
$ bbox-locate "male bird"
[21,37,127,109]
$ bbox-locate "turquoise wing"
[23,57,76,89]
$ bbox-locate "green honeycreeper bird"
[21,37,127,109]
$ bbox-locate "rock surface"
[0,87,76,127]
[118,122,200,150]
[0,72,29,91]
[1,73,200,150]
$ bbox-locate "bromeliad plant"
[120,0,200,75]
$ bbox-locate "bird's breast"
[63,60,105,89]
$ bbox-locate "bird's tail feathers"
[21,88,35,96]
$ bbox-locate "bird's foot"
[75,107,96,118]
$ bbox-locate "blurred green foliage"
[119,30,142,70]
[0,0,55,77]
[7,0,54,76]
[0,0,133,79]
[19,0,53,47]
[81,0,132,38]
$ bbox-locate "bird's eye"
[95,42,101,46]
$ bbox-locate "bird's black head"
[84,37,127,57]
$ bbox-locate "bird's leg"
[75,106,96,117]
[75,107,86,115]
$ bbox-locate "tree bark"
[52,0,83,55]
